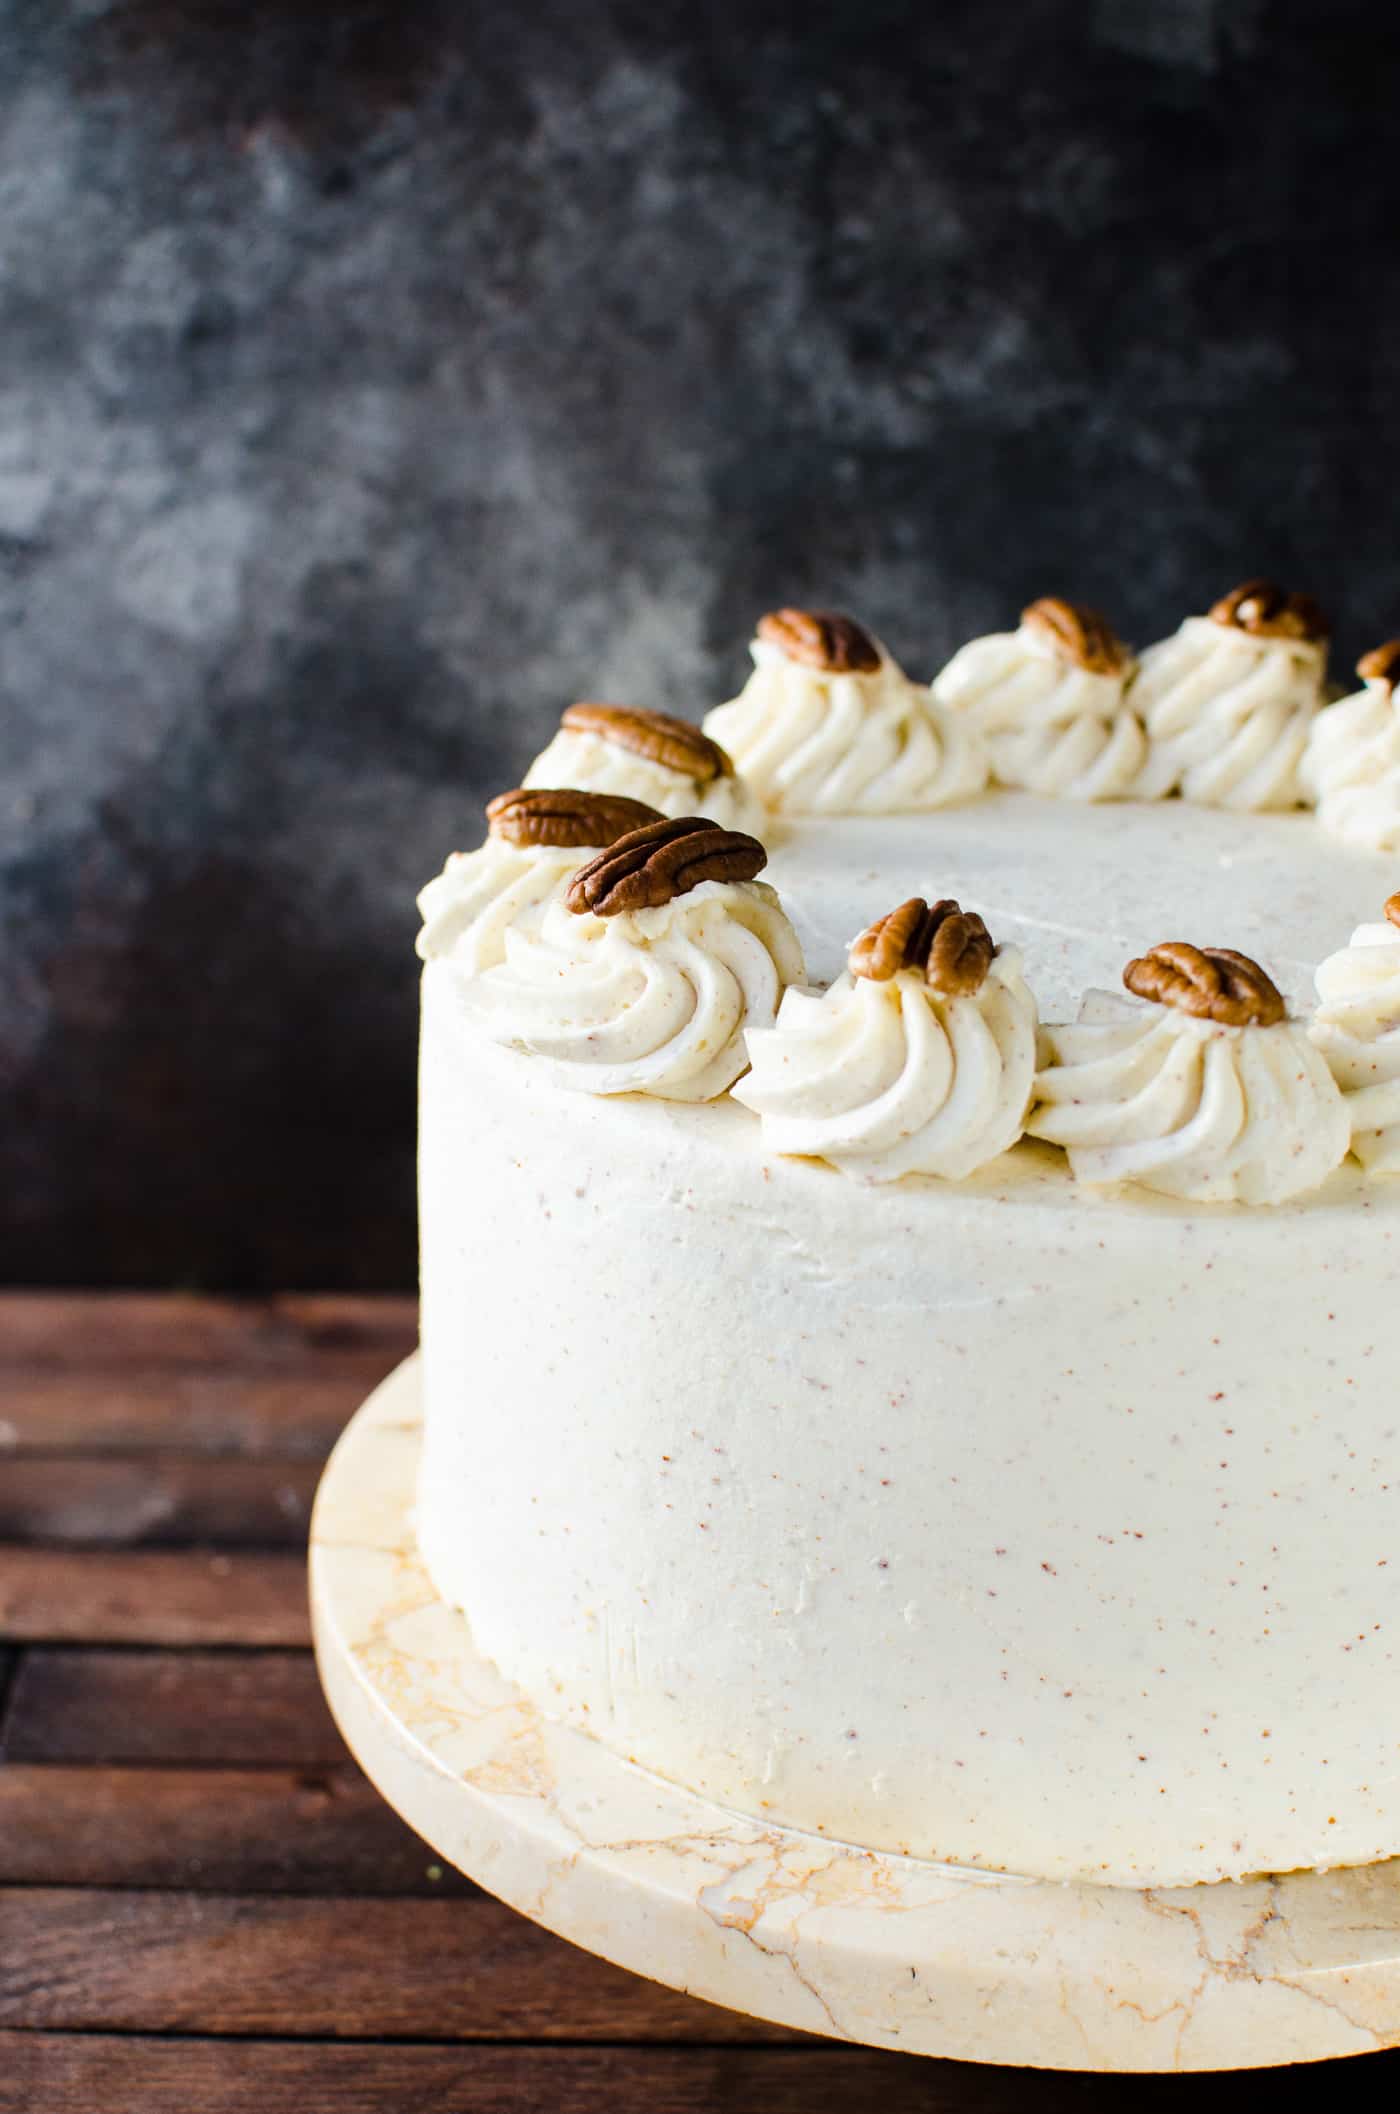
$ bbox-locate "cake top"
[423,577,1400,1202]
[761,793,1388,1014]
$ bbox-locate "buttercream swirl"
[1300,669,1400,854]
[1028,990,1349,1202]
[459,881,805,1100]
[1310,914,1400,1173]
[1132,617,1326,809]
[524,726,767,834]
[704,632,988,814]
[417,837,593,974]
[416,790,661,972]
[734,947,1038,1181]
[933,625,1146,802]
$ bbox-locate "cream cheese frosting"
[704,607,988,813]
[417,836,586,972]
[416,788,663,974]
[524,704,767,835]
[1311,898,1400,1173]
[1029,945,1350,1204]
[458,816,804,1100]
[1132,582,1329,810]
[418,791,1400,1888]
[735,899,1038,1180]
[1301,644,1400,854]
[933,598,1146,802]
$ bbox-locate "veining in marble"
[310,1360,1400,2073]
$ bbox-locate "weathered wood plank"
[2,1649,336,1765]
[0,2038,1038,2114]
[6,2031,1377,2113]
[0,1765,475,1895]
[0,1293,416,1458]
[0,1549,311,1646]
[0,1454,320,1547]
[0,1372,391,1459]
[0,1889,802,2042]
[0,1293,417,1371]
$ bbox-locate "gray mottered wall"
[4,0,1398,1284]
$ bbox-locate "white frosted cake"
[414,601,1400,1890]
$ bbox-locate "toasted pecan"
[486,787,663,849]
[849,897,995,997]
[1123,942,1286,1028]
[560,703,733,782]
[1357,640,1400,692]
[1386,893,1400,931]
[756,607,882,674]
[1020,597,1130,675]
[1207,579,1328,643]
[565,815,766,917]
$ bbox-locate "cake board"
[310,1357,1400,2074]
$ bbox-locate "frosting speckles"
[1029,950,1350,1204]
[525,705,766,835]
[933,600,1145,803]
[1311,903,1400,1173]
[706,612,989,814]
[460,860,805,1101]
[417,790,664,973]
[1301,645,1400,855]
[1132,582,1329,810]
[735,900,1037,1182]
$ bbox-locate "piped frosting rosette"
[733,898,1038,1180]
[1310,894,1400,1173]
[416,787,663,972]
[523,703,766,834]
[1132,579,1329,809]
[703,607,988,813]
[932,597,1146,801]
[1028,941,1349,1203]
[458,815,805,1100]
[1301,643,1400,853]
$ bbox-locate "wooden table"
[1,1296,1393,2111]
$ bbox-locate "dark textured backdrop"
[4,0,1399,1287]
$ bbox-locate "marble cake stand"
[310,1357,1400,2073]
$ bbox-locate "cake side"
[418,942,1400,1885]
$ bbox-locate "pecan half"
[1123,942,1286,1028]
[849,897,995,997]
[1207,579,1328,643]
[486,787,663,849]
[1357,640,1400,692]
[1386,893,1400,931]
[565,815,766,917]
[1020,596,1130,676]
[560,703,733,782]
[756,607,882,674]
